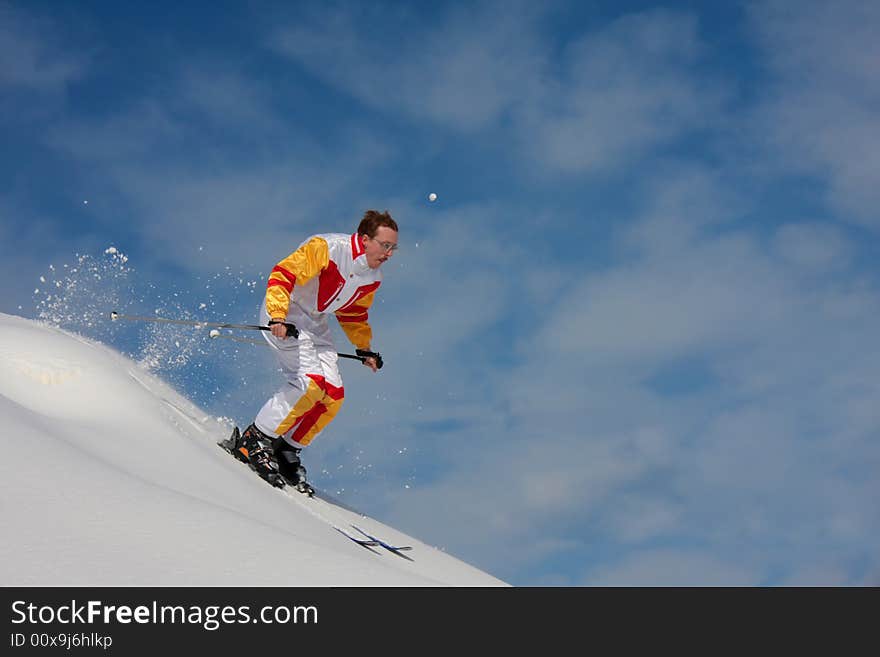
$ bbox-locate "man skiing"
[232,210,398,494]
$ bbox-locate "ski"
[293,479,316,497]
[351,525,414,561]
[218,427,410,556]
[333,527,381,553]
[216,426,240,453]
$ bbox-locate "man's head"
[358,209,399,269]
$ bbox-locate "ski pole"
[208,331,382,368]
[109,311,299,338]
[338,351,384,369]
[111,311,381,367]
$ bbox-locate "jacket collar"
[351,233,366,259]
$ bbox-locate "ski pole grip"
[356,349,384,370]
[267,320,300,339]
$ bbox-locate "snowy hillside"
[0,313,506,586]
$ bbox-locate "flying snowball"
[428,193,437,202]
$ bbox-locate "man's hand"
[268,319,293,340]
[356,348,383,372]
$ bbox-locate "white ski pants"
[254,303,344,448]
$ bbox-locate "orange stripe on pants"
[274,374,345,447]
[290,396,344,446]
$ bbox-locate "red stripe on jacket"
[268,265,296,293]
[336,312,369,323]
[267,279,293,293]
[271,265,297,281]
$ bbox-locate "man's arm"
[265,236,330,322]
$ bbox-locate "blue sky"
[2,0,879,586]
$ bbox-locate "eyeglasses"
[375,240,399,253]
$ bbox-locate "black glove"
[267,319,299,338]
[356,349,384,370]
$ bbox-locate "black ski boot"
[234,424,284,488]
[273,437,315,496]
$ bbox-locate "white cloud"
[773,222,854,271]
[537,231,793,363]
[620,165,747,252]
[748,0,880,227]
[524,10,725,174]
[0,200,99,315]
[381,165,880,584]
[42,64,398,275]
[47,100,181,161]
[173,64,287,135]
[104,162,359,270]
[0,2,85,92]
[270,5,726,177]
[583,550,760,586]
[602,494,683,543]
[269,2,545,131]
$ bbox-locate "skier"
[232,210,398,494]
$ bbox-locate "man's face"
[363,226,399,269]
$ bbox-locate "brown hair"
[357,210,398,238]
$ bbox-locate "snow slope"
[0,313,506,586]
